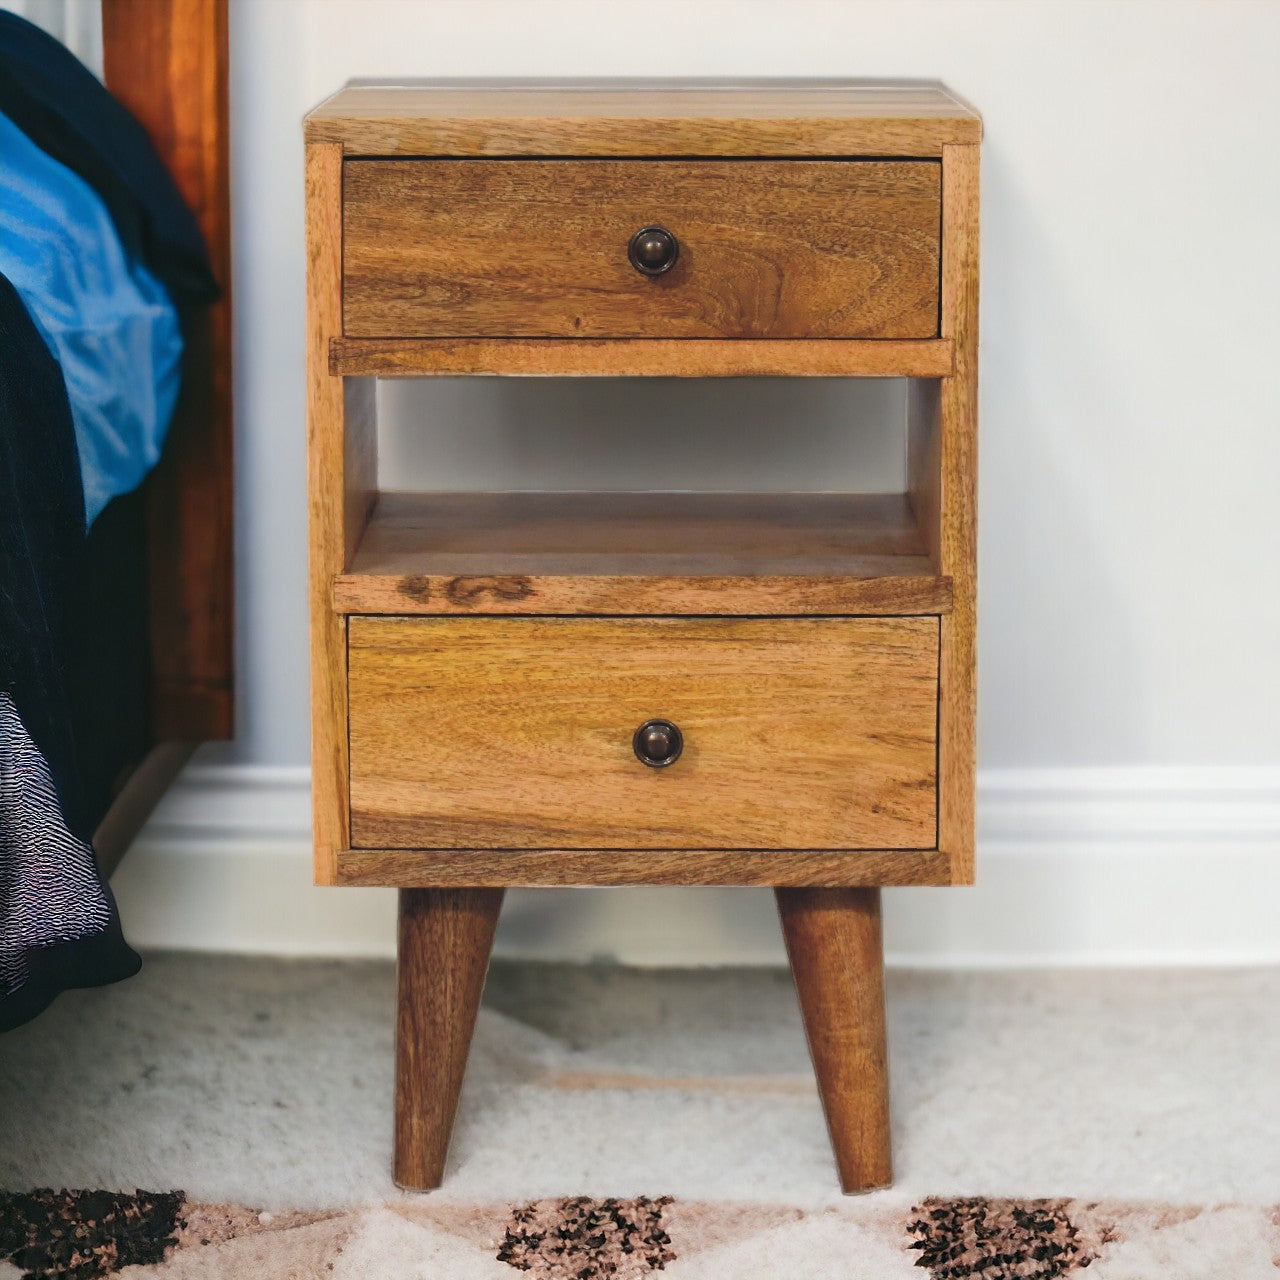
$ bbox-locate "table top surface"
[305,79,981,155]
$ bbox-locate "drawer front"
[348,617,938,851]
[342,160,941,340]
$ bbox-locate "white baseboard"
[110,763,1280,968]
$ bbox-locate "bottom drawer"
[348,616,938,851]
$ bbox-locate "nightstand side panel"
[307,140,376,883]
[938,142,980,883]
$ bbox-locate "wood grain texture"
[348,617,939,851]
[777,887,892,1192]
[338,848,950,888]
[342,380,378,564]
[937,145,980,884]
[335,491,951,616]
[906,379,942,570]
[343,160,940,340]
[330,337,955,379]
[395,887,503,1189]
[102,0,233,740]
[339,574,951,618]
[306,142,374,883]
[305,80,982,156]
[305,80,982,1199]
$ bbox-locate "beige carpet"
[2,955,1279,1277]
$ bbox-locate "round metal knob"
[633,718,683,767]
[628,225,679,276]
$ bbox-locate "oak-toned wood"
[343,160,941,340]
[335,491,952,617]
[102,0,233,740]
[330,337,955,380]
[906,379,942,569]
[339,848,950,888]
[339,573,950,618]
[306,142,377,883]
[304,81,981,1193]
[94,742,196,880]
[343,380,378,565]
[937,145,980,885]
[348,617,939,851]
[777,887,892,1192]
[395,887,503,1189]
[305,80,982,157]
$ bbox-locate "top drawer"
[342,160,941,340]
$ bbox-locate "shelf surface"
[334,491,951,616]
[305,79,982,157]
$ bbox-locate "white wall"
[218,0,1280,773]
[119,0,1280,965]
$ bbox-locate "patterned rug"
[3,1189,1278,1279]
[5,959,1279,1276]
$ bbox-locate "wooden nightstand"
[304,80,980,1194]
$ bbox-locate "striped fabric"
[0,691,110,998]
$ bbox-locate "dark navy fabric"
[0,13,215,1030]
[0,271,142,1032]
[0,9,218,310]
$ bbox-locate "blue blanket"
[0,110,184,526]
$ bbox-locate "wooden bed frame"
[91,0,233,873]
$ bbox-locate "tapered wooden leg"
[776,886,892,1193]
[395,887,504,1190]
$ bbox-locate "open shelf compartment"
[333,489,950,616]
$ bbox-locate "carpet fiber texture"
[2,954,1278,1276]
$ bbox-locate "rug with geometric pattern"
[3,1188,1279,1278]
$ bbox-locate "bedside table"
[304,79,980,1194]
